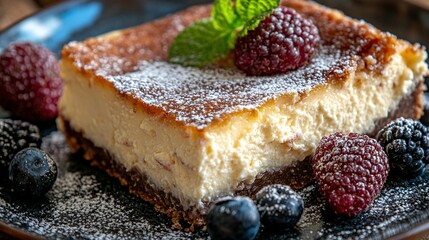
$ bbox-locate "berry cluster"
[0,42,60,197]
[0,119,57,198]
[312,118,429,217]
[205,118,429,239]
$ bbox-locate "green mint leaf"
[168,0,279,67]
[235,0,279,22]
[212,0,237,29]
[239,9,273,36]
[168,19,235,67]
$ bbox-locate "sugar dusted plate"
[1,0,429,239]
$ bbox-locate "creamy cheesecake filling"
[59,47,427,208]
[200,52,426,199]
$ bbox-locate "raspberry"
[0,119,41,174]
[376,118,429,178]
[234,7,320,76]
[0,42,63,121]
[313,132,389,217]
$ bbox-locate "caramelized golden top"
[61,0,413,129]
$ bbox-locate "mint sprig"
[236,0,278,23]
[169,20,235,67]
[168,0,279,67]
[212,0,237,29]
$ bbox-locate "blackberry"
[206,197,260,240]
[313,132,389,217]
[0,119,41,173]
[9,147,57,197]
[256,184,303,228]
[234,7,320,76]
[376,117,429,178]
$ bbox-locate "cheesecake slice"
[57,0,428,228]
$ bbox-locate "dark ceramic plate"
[1,0,429,239]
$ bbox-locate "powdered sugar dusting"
[2,132,429,239]
[256,184,303,221]
[60,1,399,130]
[259,178,429,239]
[0,132,195,239]
[103,45,349,129]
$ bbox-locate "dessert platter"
[1,0,429,239]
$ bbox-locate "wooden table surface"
[0,0,63,31]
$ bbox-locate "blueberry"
[206,197,260,240]
[256,184,304,228]
[8,147,57,198]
